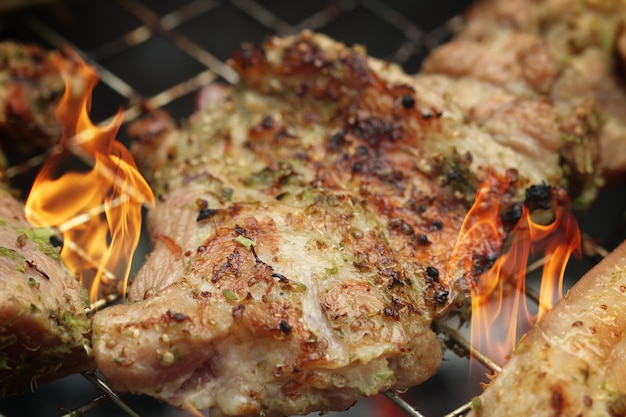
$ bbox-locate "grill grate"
[1,0,625,416]
[1,0,471,125]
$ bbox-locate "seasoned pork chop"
[0,42,93,394]
[0,185,93,393]
[468,239,626,417]
[91,32,598,416]
[421,32,601,205]
[424,0,626,182]
[0,41,66,155]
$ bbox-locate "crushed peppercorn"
[197,208,218,222]
[426,266,439,281]
[401,94,415,109]
[279,320,292,335]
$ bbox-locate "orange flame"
[25,50,155,303]
[452,171,580,365]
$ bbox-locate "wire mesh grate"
[1,0,625,416]
[2,0,472,122]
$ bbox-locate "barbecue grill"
[1,1,626,416]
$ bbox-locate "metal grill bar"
[443,401,473,417]
[82,371,143,417]
[293,0,359,33]
[434,322,502,375]
[20,15,140,100]
[383,392,427,417]
[115,0,240,83]
[59,393,110,417]
[229,0,297,36]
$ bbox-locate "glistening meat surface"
[0,186,93,393]
[468,239,626,417]
[0,41,66,155]
[92,32,598,416]
[0,42,91,394]
[424,0,626,183]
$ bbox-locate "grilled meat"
[0,44,92,393]
[424,0,626,183]
[0,184,93,393]
[421,31,601,205]
[92,32,597,416]
[0,41,65,156]
[468,239,626,417]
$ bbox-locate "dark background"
[1,0,625,416]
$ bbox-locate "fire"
[452,171,580,365]
[25,50,155,303]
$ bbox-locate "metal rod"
[161,0,221,30]
[3,148,53,179]
[116,0,239,84]
[59,393,110,417]
[144,69,217,110]
[581,233,609,258]
[86,294,120,314]
[229,0,296,36]
[443,400,473,417]
[519,255,545,305]
[22,16,138,100]
[524,284,541,306]
[82,371,144,417]
[382,391,427,417]
[433,321,502,374]
[526,255,548,274]
[294,0,357,32]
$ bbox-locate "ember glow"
[453,171,581,365]
[25,50,155,303]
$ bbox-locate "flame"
[25,50,155,303]
[451,171,580,365]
